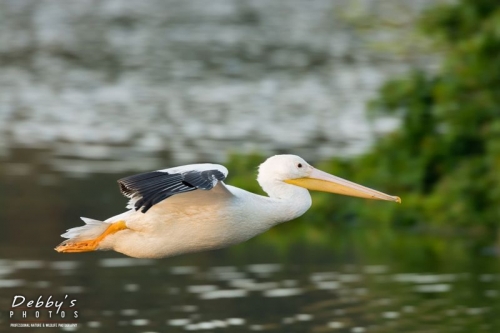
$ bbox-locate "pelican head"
[258,154,401,203]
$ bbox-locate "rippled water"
[0,0,438,175]
[0,249,498,333]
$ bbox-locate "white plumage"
[56,155,400,258]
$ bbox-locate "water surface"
[0,240,498,333]
[0,155,499,332]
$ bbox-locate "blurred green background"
[0,0,499,332]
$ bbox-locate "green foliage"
[363,0,500,230]
[227,0,500,235]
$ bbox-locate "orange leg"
[55,221,128,253]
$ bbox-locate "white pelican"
[55,155,400,258]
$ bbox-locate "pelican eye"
[297,163,302,168]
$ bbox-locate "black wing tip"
[182,169,226,190]
[212,170,226,180]
[134,192,174,213]
[118,181,133,197]
[117,168,226,212]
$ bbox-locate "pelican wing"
[118,164,228,213]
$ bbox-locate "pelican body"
[56,155,400,258]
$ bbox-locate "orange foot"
[55,221,128,253]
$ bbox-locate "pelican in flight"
[56,155,400,258]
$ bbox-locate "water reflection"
[0,252,498,332]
